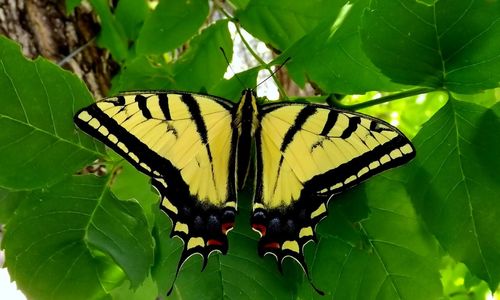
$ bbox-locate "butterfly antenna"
[219,47,245,89]
[254,57,291,90]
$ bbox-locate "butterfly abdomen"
[234,89,259,190]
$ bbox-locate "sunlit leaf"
[286,0,406,94]
[361,0,500,93]
[409,98,500,290]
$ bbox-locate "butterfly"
[74,89,415,294]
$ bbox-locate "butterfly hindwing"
[74,92,238,271]
[251,102,416,275]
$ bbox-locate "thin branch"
[58,37,96,66]
[327,87,438,110]
[213,0,234,20]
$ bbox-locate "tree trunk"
[0,0,117,98]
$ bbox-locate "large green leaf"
[303,172,443,299]
[0,188,26,224]
[136,0,209,55]
[0,37,104,190]
[409,99,500,290]
[361,0,500,94]
[236,0,346,51]
[2,175,154,300]
[285,0,406,94]
[113,21,232,93]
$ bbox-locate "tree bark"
[0,0,117,98]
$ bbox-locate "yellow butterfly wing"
[251,102,415,277]
[74,92,238,274]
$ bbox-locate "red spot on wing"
[251,224,267,236]
[263,242,280,250]
[222,222,234,234]
[207,239,224,246]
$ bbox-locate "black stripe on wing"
[280,106,317,152]
[74,99,175,177]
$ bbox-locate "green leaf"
[110,154,158,227]
[441,256,492,300]
[409,98,500,290]
[113,21,232,93]
[136,0,209,55]
[2,175,154,300]
[172,20,233,91]
[0,188,26,224]
[111,275,159,300]
[111,55,174,92]
[115,0,149,41]
[285,0,406,94]
[209,67,260,100]
[236,0,347,51]
[307,172,442,299]
[0,37,104,190]
[361,0,500,94]
[229,0,250,10]
[89,0,129,61]
[453,87,500,108]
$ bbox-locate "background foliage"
[1,0,499,299]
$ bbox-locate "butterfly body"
[74,89,415,293]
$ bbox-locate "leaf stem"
[213,1,234,20]
[327,87,437,110]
